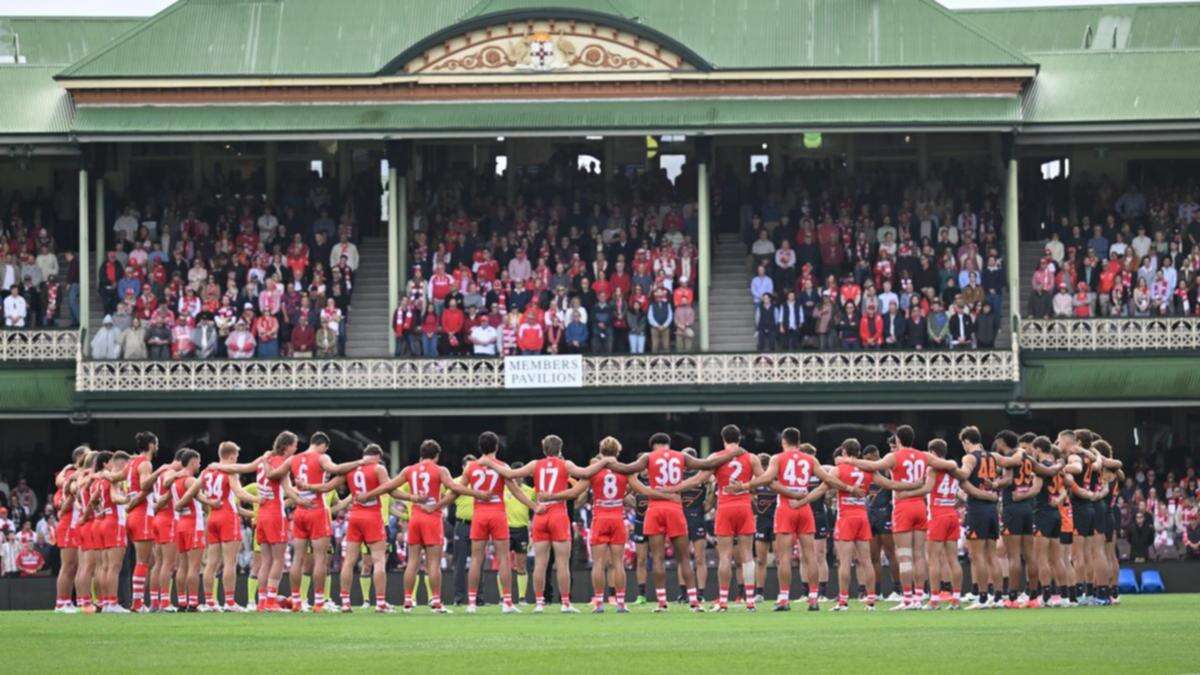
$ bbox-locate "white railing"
[76,350,1017,392]
[1020,318,1200,351]
[0,329,79,361]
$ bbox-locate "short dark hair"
[134,431,158,453]
[840,438,862,458]
[1073,429,1093,448]
[720,424,741,445]
[894,425,915,447]
[682,447,698,458]
[1018,432,1036,445]
[462,454,477,468]
[864,444,880,459]
[757,453,771,465]
[310,431,330,448]
[958,426,982,445]
[478,431,500,455]
[93,451,112,469]
[363,444,382,458]
[419,439,441,460]
[1033,436,1053,454]
[542,435,563,457]
[927,438,948,457]
[1093,439,1112,458]
[996,430,1019,450]
[781,427,801,448]
[177,448,200,466]
[649,432,671,448]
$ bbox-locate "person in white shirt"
[468,316,499,355]
[1044,232,1064,264]
[1131,226,1153,259]
[90,315,122,359]
[112,206,140,243]
[330,233,360,272]
[876,280,899,315]
[750,229,776,259]
[4,285,27,327]
[257,205,279,241]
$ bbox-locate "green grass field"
[3,595,1196,673]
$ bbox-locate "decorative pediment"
[403,19,692,75]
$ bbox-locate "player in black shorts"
[677,454,712,602]
[751,454,776,603]
[996,430,1037,606]
[630,469,651,604]
[863,445,900,601]
[958,426,1022,608]
[808,465,832,600]
[1091,438,1123,605]
[1029,435,1067,607]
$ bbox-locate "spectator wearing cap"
[469,315,499,356]
[517,312,545,355]
[227,319,256,359]
[90,315,122,359]
[647,288,673,353]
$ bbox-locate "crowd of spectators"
[88,171,363,360]
[1028,182,1200,318]
[394,157,701,357]
[0,474,51,577]
[743,162,1005,351]
[1119,459,1200,562]
[1,189,79,330]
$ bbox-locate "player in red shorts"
[336,445,393,612]
[830,439,920,611]
[217,431,303,612]
[197,442,262,611]
[460,431,542,614]
[737,428,858,611]
[838,425,962,610]
[123,431,165,612]
[52,446,87,612]
[169,449,205,611]
[896,438,966,609]
[285,431,362,612]
[148,451,183,611]
[86,451,131,612]
[703,425,763,612]
[354,438,488,613]
[71,451,102,612]
[539,436,676,613]
[610,432,742,612]
[481,433,612,613]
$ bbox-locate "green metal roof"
[1023,50,1200,124]
[0,17,143,65]
[962,3,1200,53]
[0,66,74,136]
[58,0,1031,79]
[70,96,1021,137]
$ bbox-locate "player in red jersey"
[169,449,205,610]
[610,432,742,612]
[339,445,395,612]
[215,431,303,612]
[702,425,763,611]
[838,425,962,609]
[285,431,362,612]
[197,442,262,611]
[893,438,967,609]
[481,434,613,613]
[461,431,543,614]
[52,446,87,612]
[354,439,488,613]
[69,451,102,612]
[539,436,677,613]
[86,451,131,612]
[147,451,184,611]
[737,428,858,611]
[830,439,920,611]
[123,431,163,612]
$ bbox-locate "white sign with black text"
[503,354,583,389]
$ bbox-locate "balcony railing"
[75,350,1018,392]
[0,329,80,362]
[1020,318,1200,351]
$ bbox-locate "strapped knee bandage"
[742,560,756,584]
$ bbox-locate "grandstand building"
[0,1,1198,471]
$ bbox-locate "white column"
[387,165,399,356]
[1006,154,1020,330]
[94,177,105,265]
[389,439,400,476]
[78,168,90,336]
[698,159,711,352]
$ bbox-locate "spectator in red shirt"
[441,297,466,354]
[517,312,545,355]
[254,312,280,357]
[859,302,884,349]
